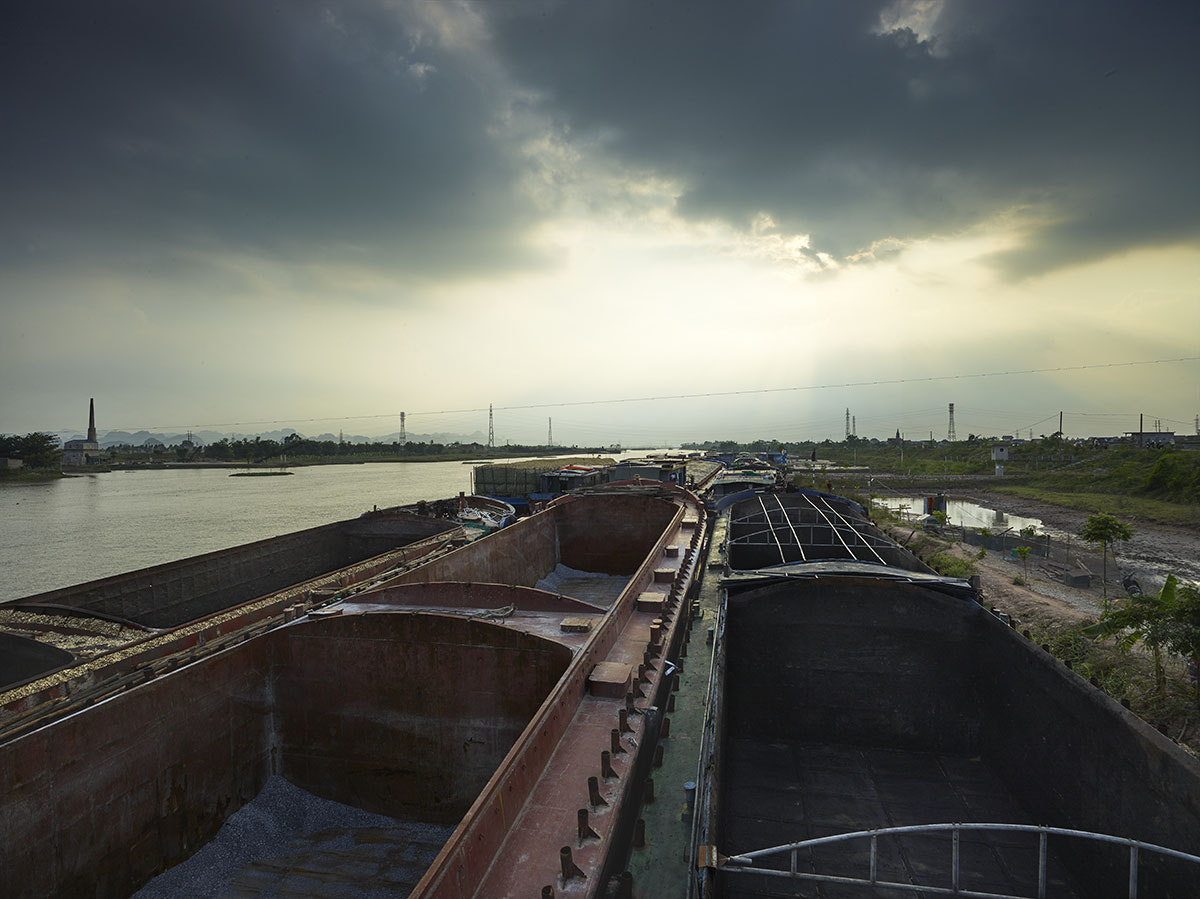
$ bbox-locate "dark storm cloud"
[0,1,539,281]
[488,0,1200,277]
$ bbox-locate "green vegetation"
[925,551,976,580]
[1085,576,1179,704]
[0,432,61,470]
[106,435,607,467]
[1015,544,1032,579]
[1033,575,1200,737]
[684,436,1200,527]
[1079,513,1135,608]
[990,485,1200,527]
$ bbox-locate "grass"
[926,551,977,579]
[0,469,65,482]
[786,439,1200,529]
[986,484,1200,527]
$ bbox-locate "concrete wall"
[274,613,571,824]
[724,578,982,752]
[12,515,451,628]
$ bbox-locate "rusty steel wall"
[1,638,275,899]
[10,515,452,629]
[391,509,560,588]
[414,494,694,898]
[555,493,679,575]
[0,608,571,898]
[274,613,572,824]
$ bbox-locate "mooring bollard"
[588,775,607,808]
[577,808,599,845]
[560,846,584,882]
[619,708,633,734]
[602,750,617,779]
[611,728,626,755]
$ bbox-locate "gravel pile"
[134,776,453,898]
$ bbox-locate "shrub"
[927,551,977,579]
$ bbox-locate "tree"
[1085,575,1178,708]
[1079,513,1134,609]
[1015,545,1032,580]
[1166,581,1200,710]
[16,432,61,469]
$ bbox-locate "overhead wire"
[98,354,1199,434]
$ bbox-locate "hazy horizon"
[3,2,1198,444]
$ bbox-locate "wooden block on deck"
[664,544,680,558]
[560,617,593,634]
[589,662,633,699]
[653,568,675,583]
[636,592,666,614]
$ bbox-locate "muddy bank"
[960,490,1200,590]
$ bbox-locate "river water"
[0,452,667,602]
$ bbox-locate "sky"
[2,0,1199,446]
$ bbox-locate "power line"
[98,354,1200,432]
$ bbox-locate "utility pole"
[488,404,495,450]
[947,403,956,441]
[1059,410,1063,437]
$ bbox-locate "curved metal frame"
[713,822,1200,899]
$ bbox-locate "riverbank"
[0,469,65,483]
[961,488,1200,589]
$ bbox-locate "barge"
[0,482,708,897]
[2,476,1198,897]
[691,491,1200,898]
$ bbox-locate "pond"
[874,495,1044,534]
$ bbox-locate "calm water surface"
[875,496,1044,533]
[0,452,666,601]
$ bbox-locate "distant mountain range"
[54,429,490,448]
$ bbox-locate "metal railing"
[710,822,1200,899]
